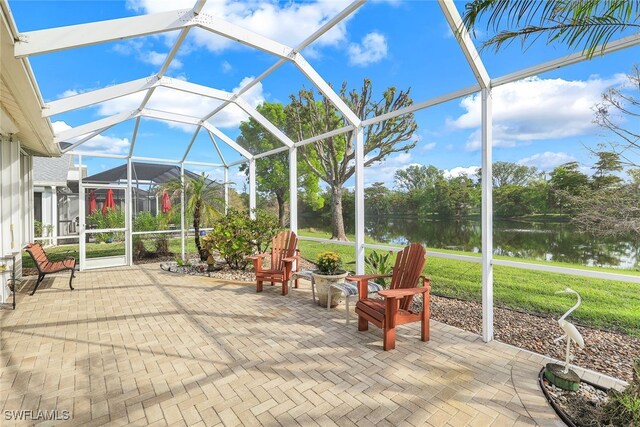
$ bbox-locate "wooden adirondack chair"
[248,231,299,296]
[348,243,430,351]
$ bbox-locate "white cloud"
[91,76,265,131]
[348,32,388,66]
[443,166,479,179]
[52,121,130,154]
[421,142,436,152]
[221,60,233,74]
[126,0,353,53]
[446,75,626,151]
[364,152,417,186]
[113,40,182,69]
[517,152,576,171]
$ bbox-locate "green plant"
[175,256,185,267]
[364,251,394,287]
[603,358,640,426]
[87,208,125,243]
[316,251,343,275]
[34,220,42,238]
[133,212,158,232]
[248,209,282,253]
[44,224,54,237]
[204,209,254,269]
[132,236,147,260]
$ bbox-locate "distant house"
[32,143,86,244]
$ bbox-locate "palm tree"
[164,174,223,261]
[460,0,640,58]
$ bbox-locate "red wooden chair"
[348,243,430,351]
[248,231,299,296]
[25,243,76,296]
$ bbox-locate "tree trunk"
[276,191,286,228]
[330,185,348,241]
[193,199,207,261]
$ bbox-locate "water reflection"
[300,216,640,269]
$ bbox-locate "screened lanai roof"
[84,162,208,185]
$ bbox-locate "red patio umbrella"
[102,189,115,214]
[89,190,97,214]
[161,190,172,213]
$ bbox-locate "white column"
[481,87,494,343]
[50,185,58,245]
[180,163,185,260]
[249,158,256,219]
[289,147,297,232]
[78,155,85,271]
[126,159,133,266]
[223,167,229,215]
[354,127,365,275]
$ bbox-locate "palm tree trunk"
[193,199,206,261]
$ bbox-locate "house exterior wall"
[0,136,32,303]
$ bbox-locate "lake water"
[300,216,640,270]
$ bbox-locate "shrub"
[603,358,640,426]
[132,237,147,260]
[133,212,158,232]
[87,208,125,243]
[316,251,343,275]
[203,209,281,270]
[34,220,42,238]
[204,209,254,269]
[249,210,281,253]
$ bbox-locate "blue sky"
[9,0,640,190]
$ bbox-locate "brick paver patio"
[0,265,623,426]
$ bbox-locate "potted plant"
[312,251,348,308]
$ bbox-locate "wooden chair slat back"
[26,243,48,264]
[270,231,298,271]
[389,243,427,311]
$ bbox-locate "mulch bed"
[429,295,640,383]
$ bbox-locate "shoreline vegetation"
[25,229,640,338]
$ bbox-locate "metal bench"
[25,243,76,295]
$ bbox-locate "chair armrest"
[347,274,393,299]
[247,253,269,260]
[282,255,301,263]
[346,274,393,282]
[378,286,430,299]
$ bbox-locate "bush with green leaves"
[248,209,282,253]
[203,208,281,270]
[603,358,640,426]
[87,208,125,243]
[133,211,158,232]
[203,209,253,269]
[34,220,42,238]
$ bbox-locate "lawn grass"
[298,228,640,337]
[24,231,640,337]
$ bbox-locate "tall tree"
[461,0,640,58]
[287,79,418,240]
[394,165,442,192]
[594,66,640,167]
[237,102,322,227]
[490,161,540,188]
[592,151,623,189]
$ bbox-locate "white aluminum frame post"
[481,88,494,342]
[180,163,186,260]
[289,147,297,233]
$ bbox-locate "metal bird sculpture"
[554,288,585,374]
